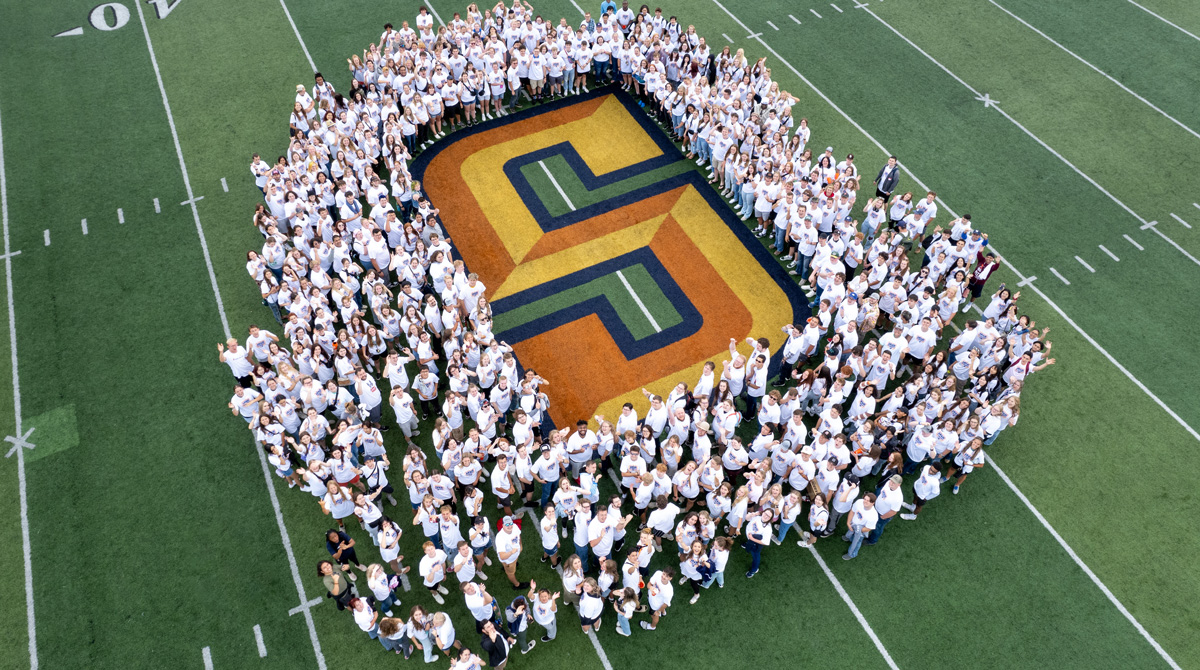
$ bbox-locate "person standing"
[639,568,675,631]
[319,560,356,611]
[504,594,537,655]
[841,492,878,561]
[901,463,942,520]
[496,515,529,590]
[479,619,516,670]
[528,581,560,643]
[873,155,900,202]
[742,508,773,578]
[866,475,903,545]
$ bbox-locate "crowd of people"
[221,1,1057,666]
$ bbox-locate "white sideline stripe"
[569,0,586,17]
[253,625,267,657]
[722,33,734,43]
[221,177,228,193]
[586,630,614,670]
[810,8,823,18]
[988,456,1182,670]
[0,80,38,670]
[424,0,446,27]
[1169,213,1192,229]
[989,0,1200,141]
[615,269,661,332]
[1075,256,1095,273]
[948,320,961,334]
[789,14,802,24]
[134,4,326,670]
[154,197,161,213]
[81,218,88,236]
[1049,267,1071,285]
[202,646,213,670]
[43,230,49,247]
[538,160,576,211]
[289,597,323,616]
[117,208,124,224]
[278,0,318,72]
[1099,245,1120,262]
[1017,275,1037,287]
[707,5,1192,665]
[1123,234,1144,251]
[1126,0,1200,42]
[805,546,899,670]
[1147,226,1200,267]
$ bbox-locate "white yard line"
[42,230,49,247]
[253,624,267,657]
[153,197,161,213]
[569,0,586,17]
[586,630,614,670]
[722,33,734,43]
[615,270,661,332]
[987,456,1182,670]
[1049,267,1071,285]
[424,0,446,27]
[1126,0,1200,42]
[1098,245,1120,262]
[221,177,229,193]
[707,5,1191,665]
[1169,213,1192,229]
[202,646,213,670]
[789,14,802,23]
[0,84,39,670]
[539,160,576,211]
[117,208,125,224]
[1144,222,1200,267]
[989,0,1200,141]
[1123,234,1144,251]
[810,8,823,18]
[278,0,318,72]
[1075,255,1095,273]
[805,546,899,670]
[134,4,326,669]
[80,218,88,236]
[767,20,779,30]
[1194,202,1200,213]
[831,3,844,12]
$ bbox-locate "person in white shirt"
[901,463,942,520]
[495,515,528,589]
[639,568,676,631]
[419,541,450,604]
[867,475,904,544]
[742,508,773,578]
[841,493,877,561]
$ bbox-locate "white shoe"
[901,502,915,511]
[346,571,357,581]
[900,513,917,520]
[522,641,536,654]
[582,86,589,92]
[678,575,688,585]
[689,594,700,604]
[561,527,568,538]
[484,556,493,566]
[437,584,449,595]
[432,592,444,604]
[479,572,487,580]
[616,626,630,637]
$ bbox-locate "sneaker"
[689,594,700,604]
[639,621,655,630]
[346,572,357,581]
[745,570,757,579]
[901,502,915,511]
[432,592,444,604]
[953,485,960,494]
[522,641,536,654]
[787,261,797,268]
[678,575,688,585]
[385,610,394,616]
[541,636,553,643]
[514,581,530,590]
[479,572,487,580]
[541,555,548,563]
[436,584,449,595]
[561,527,567,538]
[484,556,493,566]
[615,627,630,637]
[939,476,948,484]
[841,554,853,561]
[695,158,705,165]
[781,255,793,261]
[900,513,917,520]
[582,85,589,92]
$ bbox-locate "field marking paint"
[153,197,160,213]
[767,20,779,30]
[1123,234,1144,251]
[3,427,34,458]
[969,303,982,315]
[277,0,317,72]
[221,177,228,193]
[1075,256,1095,273]
[253,625,267,657]
[704,8,1200,661]
[43,230,49,247]
[805,546,899,670]
[1049,267,1071,285]
[424,1,446,27]
[538,160,576,211]
[1194,202,1200,213]
[81,218,88,235]
[1017,275,1037,287]
[1169,213,1192,229]
[289,597,323,616]
[1126,0,1200,42]
[789,14,802,23]
[987,456,1183,670]
[1099,245,1120,262]
[948,320,961,334]
[54,27,85,37]
[569,0,586,16]
[831,3,844,12]
[854,1,871,8]
[615,269,662,332]
[202,646,213,670]
[180,196,204,206]
[586,630,615,670]
[989,0,1200,141]
[1142,221,1200,266]
[135,3,326,669]
[810,8,823,18]
[722,32,734,43]
[746,32,763,39]
[117,208,124,224]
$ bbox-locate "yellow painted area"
[459,95,665,265]
[593,185,795,422]
[490,214,669,301]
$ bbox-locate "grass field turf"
[0,0,1196,669]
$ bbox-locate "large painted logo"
[413,89,807,429]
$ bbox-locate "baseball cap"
[848,292,858,301]
[540,443,550,452]
[502,515,514,527]
[825,146,833,152]
[889,474,903,485]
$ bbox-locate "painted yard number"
[55,0,182,37]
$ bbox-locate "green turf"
[0,0,1196,669]
[520,153,697,217]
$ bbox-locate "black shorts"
[651,528,668,538]
[580,613,600,626]
[519,76,529,88]
[497,494,512,508]
[445,102,460,115]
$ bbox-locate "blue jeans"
[539,478,559,508]
[574,541,592,572]
[843,525,868,558]
[413,631,436,662]
[865,515,892,545]
[775,521,795,543]
[774,224,788,250]
[739,190,755,217]
[376,592,402,615]
[744,540,763,573]
[702,570,725,588]
[616,612,631,635]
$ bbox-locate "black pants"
[419,398,438,418]
[875,188,892,202]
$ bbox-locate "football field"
[0,0,1197,669]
